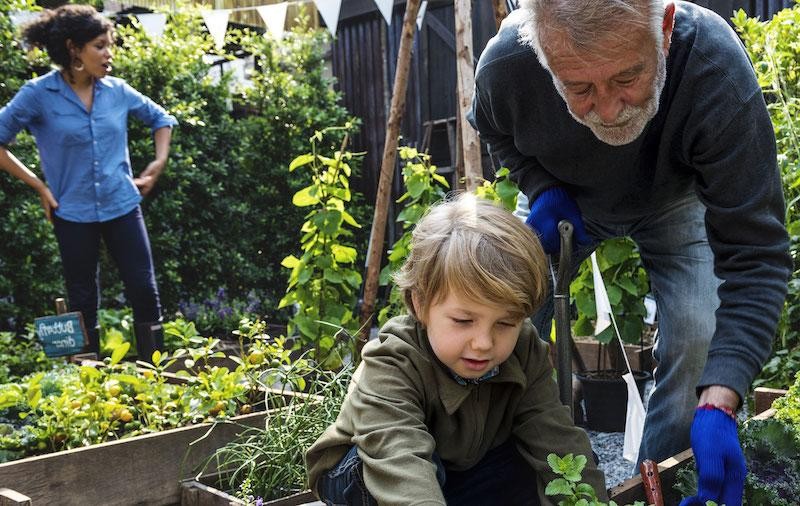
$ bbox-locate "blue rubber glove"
[679,406,746,506]
[525,187,591,255]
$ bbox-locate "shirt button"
[95,182,100,187]
[94,161,98,165]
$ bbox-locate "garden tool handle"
[640,460,665,506]
[555,220,574,295]
[554,220,574,411]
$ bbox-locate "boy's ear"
[411,291,425,324]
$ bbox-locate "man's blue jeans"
[318,439,541,505]
[52,206,162,353]
[533,193,721,465]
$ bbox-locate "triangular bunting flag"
[202,9,231,50]
[312,0,342,37]
[136,13,167,40]
[9,11,38,28]
[374,0,393,25]
[416,1,428,30]
[256,3,289,40]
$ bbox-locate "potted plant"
[570,238,653,432]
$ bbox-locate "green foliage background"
[734,5,800,389]
[0,1,360,331]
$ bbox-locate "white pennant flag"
[591,253,646,463]
[374,0,393,25]
[590,252,612,336]
[312,0,343,36]
[202,9,231,50]
[416,1,428,30]
[257,3,289,40]
[136,13,167,40]
[622,371,646,463]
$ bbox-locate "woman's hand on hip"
[134,159,166,196]
[37,186,58,223]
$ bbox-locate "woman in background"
[0,4,177,361]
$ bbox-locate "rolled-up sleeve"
[0,84,40,145]
[122,82,177,132]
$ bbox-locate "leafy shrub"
[0,4,356,331]
[733,5,800,389]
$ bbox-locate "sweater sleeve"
[511,332,608,501]
[689,89,791,403]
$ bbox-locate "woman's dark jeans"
[318,439,541,505]
[52,206,161,353]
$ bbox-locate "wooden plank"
[0,410,271,506]
[359,0,423,348]
[753,387,787,418]
[454,0,483,191]
[0,489,31,506]
[608,449,694,505]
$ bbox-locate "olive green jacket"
[305,315,607,505]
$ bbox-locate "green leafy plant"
[279,125,362,367]
[376,147,450,326]
[545,453,645,506]
[473,167,521,212]
[195,363,353,502]
[733,5,800,389]
[0,330,53,384]
[571,239,650,353]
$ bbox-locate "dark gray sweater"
[470,1,791,403]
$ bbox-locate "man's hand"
[679,404,746,506]
[525,187,591,254]
[134,159,166,196]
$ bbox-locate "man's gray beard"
[556,51,667,146]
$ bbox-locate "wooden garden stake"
[491,0,509,30]
[454,0,483,191]
[359,0,422,349]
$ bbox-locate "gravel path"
[586,380,654,489]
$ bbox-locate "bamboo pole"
[454,0,483,191]
[491,0,509,31]
[359,0,422,348]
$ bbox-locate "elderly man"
[470,1,791,504]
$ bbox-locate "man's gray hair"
[517,0,666,69]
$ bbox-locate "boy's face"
[415,291,523,379]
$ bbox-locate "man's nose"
[593,88,624,124]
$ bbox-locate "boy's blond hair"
[394,192,549,321]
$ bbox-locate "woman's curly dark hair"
[21,4,112,69]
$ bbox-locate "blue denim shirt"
[0,70,178,223]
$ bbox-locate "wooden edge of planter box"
[608,407,778,504]
[0,488,32,505]
[0,409,278,506]
[180,480,318,506]
[753,386,788,416]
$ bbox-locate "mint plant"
[546,453,646,506]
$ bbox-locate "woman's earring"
[72,58,85,72]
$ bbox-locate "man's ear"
[662,2,676,55]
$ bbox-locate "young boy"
[306,193,607,505]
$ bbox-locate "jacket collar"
[414,320,528,415]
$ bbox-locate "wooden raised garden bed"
[608,407,777,503]
[180,477,318,506]
[0,410,271,505]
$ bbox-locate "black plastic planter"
[576,370,652,432]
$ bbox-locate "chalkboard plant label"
[34,312,87,357]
